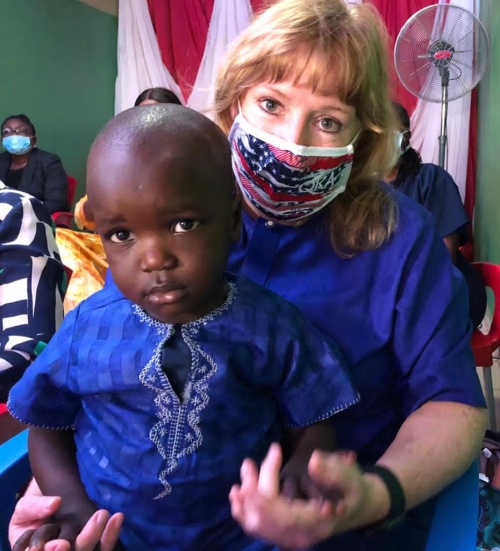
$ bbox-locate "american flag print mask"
[229,114,357,222]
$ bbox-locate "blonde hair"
[214,0,398,256]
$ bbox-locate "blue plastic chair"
[0,432,479,551]
[425,461,479,550]
[0,430,30,551]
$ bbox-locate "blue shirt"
[394,163,486,328]
[394,163,469,242]
[8,275,357,550]
[228,190,485,464]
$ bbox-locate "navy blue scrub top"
[394,163,486,327]
[394,163,469,242]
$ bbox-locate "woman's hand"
[230,443,373,549]
[9,490,124,551]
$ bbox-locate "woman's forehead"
[3,118,26,128]
[249,45,357,106]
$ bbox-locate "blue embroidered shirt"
[8,275,358,550]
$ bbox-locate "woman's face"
[240,62,360,148]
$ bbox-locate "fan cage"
[394,4,489,103]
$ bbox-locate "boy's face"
[88,146,240,325]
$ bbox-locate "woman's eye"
[260,99,280,113]
[172,220,200,233]
[109,230,131,243]
[318,118,341,132]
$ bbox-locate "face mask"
[2,135,32,155]
[389,130,410,167]
[229,114,358,222]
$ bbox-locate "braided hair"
[392,102,422,187]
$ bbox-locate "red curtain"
[147,0,215,101]
[366,0,438,113]
[465,88,478,220]
[249,0,269,13]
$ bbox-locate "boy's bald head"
[87,104,234,198]
[85,105,241,325]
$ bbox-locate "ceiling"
[78,0,118,16]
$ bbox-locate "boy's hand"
[280,456,326,501]
[11,499,124,551]
[13,509,92,551]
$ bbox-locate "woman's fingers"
[240,458,259,493]
[73,510,124,551]
[98,512,125,551]
[9,495,63,548]
[257,442,282,497]
[308,451,356,495]
[236,492,336,549]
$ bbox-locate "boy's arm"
[27,428,97,544]
[281,420,337,499]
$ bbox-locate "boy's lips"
[147,284,186,305]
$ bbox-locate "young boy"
[8,105,358,550]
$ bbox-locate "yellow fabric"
[74,194,95,231]
[55,228,107,313]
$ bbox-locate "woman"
[0,114,68,214]
[9,1,486,550]
[74,87,181,231]
[387,102,487,328]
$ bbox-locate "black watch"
[361,464,406,533]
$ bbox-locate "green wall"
[476,0,500,262]
[0,0,117,203]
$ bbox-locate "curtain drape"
[115,0,184,114]
[147,0,215,102]
[188,0,253,114]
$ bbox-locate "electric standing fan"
[394,4,489,168]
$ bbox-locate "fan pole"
[438,68,450,169]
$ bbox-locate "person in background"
[0,114,69,215]
[134,86,182,107]
[0,182,65,442]
[387,102,487,328]
[74,87,182,232]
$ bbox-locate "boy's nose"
[140,242,177,272]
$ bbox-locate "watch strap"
[362,464,406,530]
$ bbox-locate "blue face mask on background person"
[2,135,32,155]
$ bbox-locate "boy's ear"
[230,186,242,242]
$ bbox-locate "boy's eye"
[172,220,200,233]
[109,230,131,242]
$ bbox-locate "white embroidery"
[133,282,237,498]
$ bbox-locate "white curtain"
[410,0,476,201]
[188,0,253,115]
[115,0,184,114]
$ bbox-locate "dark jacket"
[0,148,69,214]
